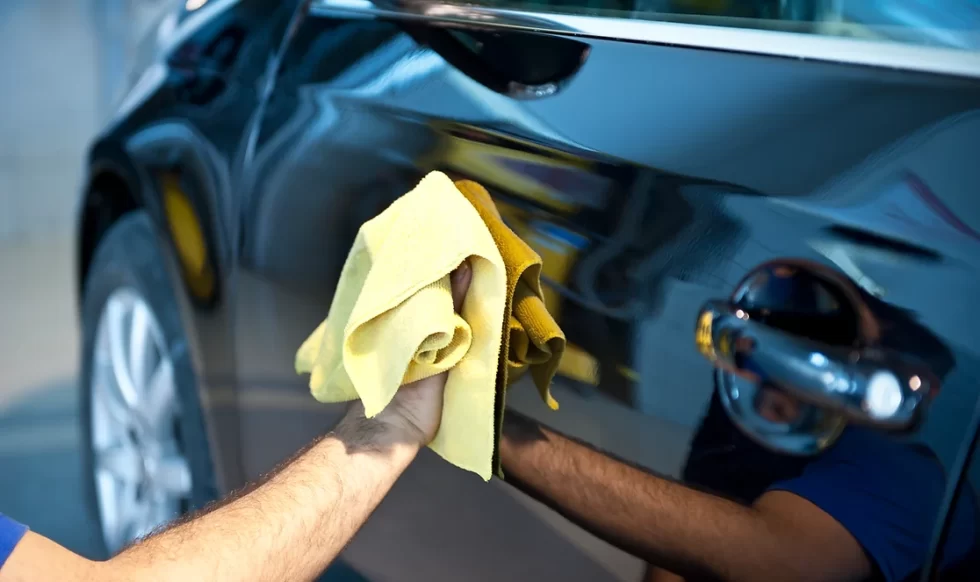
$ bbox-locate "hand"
[351,261,473,446]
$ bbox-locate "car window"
[446,0,980,51]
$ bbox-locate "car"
[75,0,980,579]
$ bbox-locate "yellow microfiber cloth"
[455,180,565,404]
[453,180,566,474]
[295,171,507,481]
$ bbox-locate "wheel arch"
[77,143,143,303]
[77,138,215,392]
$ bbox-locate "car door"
[236,1,980,580]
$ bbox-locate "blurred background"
[0,0,172,559]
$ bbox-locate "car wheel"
[80,210,217,555]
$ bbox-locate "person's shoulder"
[828,427,944,477]
[769,428,974,582]
[776,426,949,515]
[0,513,30,570]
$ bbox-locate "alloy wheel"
[90,288,192,552]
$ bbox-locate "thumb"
[450,260,472,313]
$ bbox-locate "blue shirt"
[770,427,978,582]
[0,513,28,570]
[685,391,977,582]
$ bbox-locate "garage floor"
[0,235,97,550]
[0,0,108,559]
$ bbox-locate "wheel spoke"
[155,454,192,497]
[145,492,173,537]
[115,482,142,547]
[134,500,159,540]
[142,359,176,431]
[107,297,138,409]
[96,371,133,429]
[97,443,143,484]
[129,301,151,390]
[92,289,190,554]
[94,470,122,548]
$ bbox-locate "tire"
[80,210,217,555]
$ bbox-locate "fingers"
[450,260,472,313]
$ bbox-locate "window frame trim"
[311,0,980,80]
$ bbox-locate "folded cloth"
[453,180,566,474]
[295,171,507,480]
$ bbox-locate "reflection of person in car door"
[500,383,978,582]
[500,269,978,581]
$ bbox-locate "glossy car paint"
[78,0,980,578]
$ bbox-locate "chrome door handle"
[696,300,939,429]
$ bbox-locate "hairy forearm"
[499,413,814,582]
[105,411,417,582]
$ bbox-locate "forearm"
[106,411,417,582]
[499,412,803,582]
[3,268,470,582]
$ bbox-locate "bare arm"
[2,262,473,582]
[499,411,870,582]
[3,406,418,582]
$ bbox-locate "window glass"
[451,0,980,51]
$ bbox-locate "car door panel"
[235,6,980,580]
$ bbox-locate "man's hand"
[349,260,472,446]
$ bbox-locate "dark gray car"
[75,0,980,579]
